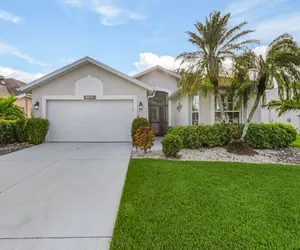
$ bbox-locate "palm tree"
[267,98,300,115]
[176,11,259,123]
[231,34,300,147]
[0,95,25,120]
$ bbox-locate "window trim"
[191,93,200,125]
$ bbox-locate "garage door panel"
[47,100,133,142]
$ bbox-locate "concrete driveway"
[0,143,132,250]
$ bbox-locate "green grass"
[111,159,300,249]
[291,135,300,148]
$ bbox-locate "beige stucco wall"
[171,94,188,126]
[136,69,178,93]
[15,98,32,117]
[31,63,148,118]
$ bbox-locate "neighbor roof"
[19,57,154,92]
[1,78,25,96]
[134,65,181,80]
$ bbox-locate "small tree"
[227,34,300,154]
[0,95,25,120]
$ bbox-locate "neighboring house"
[0,76,32,117]
[19,56,261,142]
[261,88,300,134]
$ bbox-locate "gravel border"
[132,147,300,165]
[0,142,33,156]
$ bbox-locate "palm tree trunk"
[214,87,227,123]
[241,92,262,140]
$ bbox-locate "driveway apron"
[0,143,131,250]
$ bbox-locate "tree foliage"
[176,11,258,123]
[0,95,25,120]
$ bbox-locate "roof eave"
[20,56,154,92]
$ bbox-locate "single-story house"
[0,76,32,117]
[19,56,263,142]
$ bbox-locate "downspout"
[146,88,156,121]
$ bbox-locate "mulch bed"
[0,142,33,156]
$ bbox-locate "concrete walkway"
[0,143,132,250]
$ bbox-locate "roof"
[1,78,25,95]
[19,56,154,92]
[133,65,181,80]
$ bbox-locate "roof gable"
[19,57,154,92]
[134,65,181,80]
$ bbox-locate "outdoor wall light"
[34,102,40,110]
[177,102,182,112]
[139,102,143,110]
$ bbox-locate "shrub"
[168,124,227,148]
[26,118,50,145]
[134,126,155,153]
[15,119,29,142]
[131,117,150,145]
[168,123,297,149]
[0,120,17,144]
[161,134,183,158]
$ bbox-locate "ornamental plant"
[131,117,150,145]
[161,134,183,158]
[134,126,155,154]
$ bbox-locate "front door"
[148,91,168,136]
[150,107,160,134]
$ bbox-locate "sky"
[0,0,300,83]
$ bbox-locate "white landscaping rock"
[131,147,300,165]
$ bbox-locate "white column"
[185,95,189,125]
[168,99,172,126]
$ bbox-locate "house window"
[191,93,199,125]
[215,95,240,123]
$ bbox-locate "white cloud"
[130,52,186,75]
[0,43,47,66]
[0,10,22,23]
[253,13,300,42]
[253,45,268,59]
[225,0,300,43]
[0,66,44,83]
[60,0,146,26]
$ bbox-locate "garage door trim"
[42,94,138,119]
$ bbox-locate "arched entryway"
[148,91,168,136]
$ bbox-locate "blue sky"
[0,0,300,82]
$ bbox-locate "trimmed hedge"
[168,123,297,149]
[0,118,50,145]
[161,134,183,158]
[0,120,17,144]
[26,118,50,145]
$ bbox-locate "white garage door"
[46,100,134,142]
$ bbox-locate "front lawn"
[291,135,300,148]
[111,159,300,249]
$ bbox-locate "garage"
[46,99,134,142]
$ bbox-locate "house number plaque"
[84,95,96,100]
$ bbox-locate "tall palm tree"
[177,11,259,123]
[267,97,300,115]
[233,34,300,142]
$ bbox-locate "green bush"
[131,117,150,144]
[26,118,50,145]
[0,120,17,144]
[161,134,183,158]
[15,119,29,142]
[168,123,297,149]
[168,124,227,148]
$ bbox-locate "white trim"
[19,56,154,92]
[169,89,180,100]
[211,94,215,125]
[134,65,181,79]
[168,100,172,126]
[42,95,137,119]
[185,95,189,125]
[16,93,32,99]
